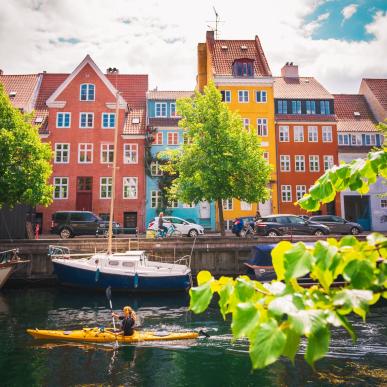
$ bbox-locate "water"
[0,288,386,387]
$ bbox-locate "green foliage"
[0,84,52,207]
[189,234,387,369]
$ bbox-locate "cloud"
[341,3,358,22]
[303,12,330,36]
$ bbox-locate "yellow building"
[197,31,278,229]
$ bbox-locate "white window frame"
[101,112,116,129]
[170,103,176,117]
[324,155,334,171]
[257,118,268,137]
[280,155,291,172]
[100,177,112,199]
[308,126,318,142]
[183,202,195,208]
[153,132,163,145]
[167,199,179,208]
[295,155,305,172]
[54,143,70,164]
[222,199,233,210]
[256,90,267,103]
[101,143,114,164]
[167,132,179,145]
[123,143,138,164]
[351,134,362,146]
[279,126,289,142]
[243,118,250,130]
[56,112,71,128]
[151,190,160,208]
[155,103,167,117]
[322,126,333,143]
[296,185,306,201]
[338,133,350,145]
[238,90,249,103]
[123,177,138,199]
[364,134,376,146]
[151,161,162,176]
[294,126,304,142]
[222,90,231,103]
[281,185,292,202]
[80,83,95,101]
[53,177,68,199]
[79,112,94,129]
[78,143,93,164]
[309,155,320,172]
[240,201,252,211]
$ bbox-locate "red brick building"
[274,63,340,215]
[31,55,148,232]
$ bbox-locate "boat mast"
[107,90,120,255]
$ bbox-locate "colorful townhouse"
[273,63,340,215]
[145,90,216,230]
[359,78,387,124]
[10,55,149,233]
[334,93,386,231]
[197,31,277,230]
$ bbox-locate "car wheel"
[350,227,360,235]
[60,228,72,239]
[188,229,198,237]
[314,229,324,236]
[267,230,279,237]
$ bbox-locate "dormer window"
[233,60,254,77]
[80,84,95,101]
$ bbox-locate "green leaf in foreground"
[305,326,330,367]
[343,259,374,289]
[284,243,313,281]
[231,302,261,339]
[189,282,213,313]
[282,328,301,364]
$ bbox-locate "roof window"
[354,111,361,117]
[233,59,254,77]
[221,45,228,50]
[9,91,16,98]
[35,117,44,124]
[132,118,140,124]
[240,45,248,50]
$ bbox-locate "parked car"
[148,216,204,237]
[255,214,330,236]
[231,216,256,237]
[308,215,363,235]
[51,211,120,239]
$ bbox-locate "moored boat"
[0,249,29,289]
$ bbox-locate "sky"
[0,0,386,93]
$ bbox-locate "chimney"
[281,62,299,78]
[206,30,215,42]
[0,69,3,75]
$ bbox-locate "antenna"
[206,7,224,39]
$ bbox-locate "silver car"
[308,215,363,235]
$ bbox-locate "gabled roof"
[333,94,378,133]
[146,90,194,100]
[274,77,333,99]
[206,34,272,77]
[0,74,41,112]
[361,78,387,111]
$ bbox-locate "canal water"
[0,288,386,387]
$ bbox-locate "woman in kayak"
[112,306,137,336]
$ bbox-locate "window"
[322,126,332,142]
[242,118,250,130]
[56,112,71,128]
[309,155,320,172]
[151,161,162,176]
[351,134,362,146]
[151,190,160,208]
[183,134,191,144]
[222,199,233,210]
[295,155,305,172]
[308,126,318,142]
[291,100,301,114]
[53,177,68,199]
[80,84,95,101]
[277,100,287,114]
[183,202,195,208]
[153,132,163,145]
[281,185,292,202]
[280,155,291,172]
[170,103,176,117]
[100,177,112,199]
[256,90,267,103]
[296,185,306,201]
[324,155,334,171]
[381,199,387,208]
[167,132,179,145]
[238,90,249,103]
[155,103,167,117]
[80,113,94,128]
[279,126,289,142]
[78,143,93,163]
[123,177,138,199]
[241,201,252,211]
[294,126,304,142]
[54,143,70,164]
[365,134,376,146]
[101,144,114,163]
[263,151,269,162]
[102,113,115,129]
[167,199,178,208]
[306,101,316,114]
[233,60,253,77]
[224,220,233,231]
[257,118,268,136]
[338,133,350,145]
[320,100,330,115]
[123,144,138,164]
[221,90,231,103]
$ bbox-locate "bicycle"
[155,224,182,239]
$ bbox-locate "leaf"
[284,243,313,281]
[289,310,326,336]
[339,235,359,247]
[231,302,261,339]
[218,281,234,319]
[249,319,287,369]
[189,282,213,314]
[197,270,213,286]
[335,312,356,342]
[333,289,373,320]
[343,259,374,289]
[234,277,255,302]
[271,241,293,281]
[268,295,298,317]
[305,326,330,367]
[282,328,301,364]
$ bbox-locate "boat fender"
[134,273,139,288]
[95,268,100,282]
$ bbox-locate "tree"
[0,84,52,207]
[189,128,387,369]
[175,82,271,235]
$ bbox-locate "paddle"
[105,286,119,347]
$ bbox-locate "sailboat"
[50,90,192,292]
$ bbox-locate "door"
[259,200,272,216]
[76,177,93,211]
[199,201,210,219]
[123,212,137,234]
[344,195,371,231]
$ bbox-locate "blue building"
[145,90,216,230]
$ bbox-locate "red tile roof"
[361,78,387,111]
[333,94,378,133]
[276,114,336,123]
[207,36,272,77]
[146,90,194,100]
[123,107,146,135]
[274,77,333,99]
[0,74,41,111]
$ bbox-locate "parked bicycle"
[155,224,182,239]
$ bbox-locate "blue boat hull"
[53,262,191,292]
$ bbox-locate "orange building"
[274,63,340,215]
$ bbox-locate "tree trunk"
[217,198,225,237]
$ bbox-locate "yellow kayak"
[27,327,199,343]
